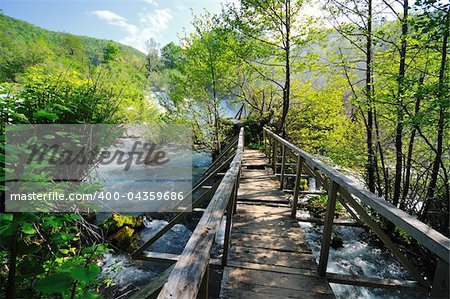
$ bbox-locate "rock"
[107,226,140,253]
[100,213,144,236]
[331,235,344,249]
[300,179,308,191]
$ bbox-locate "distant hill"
[0,13,146,82]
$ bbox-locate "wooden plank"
[136,251,222,266]
[326,273,427,291]
[296,217,362,227]
[230,233,311,253]
[229,246,317,270]
[136,252,180,263]
[237,201,291,208]
[222,267,334,294]
[284,190,327,195]
[226,260,317,276]
[276,173,310,178]
[221,285,335,299]
[264,128,450,263]
[157,128,244,299]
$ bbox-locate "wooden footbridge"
[130,128,450,299]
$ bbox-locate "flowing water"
[297,208,428,298]
[98,151,210,297]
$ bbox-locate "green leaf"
[0,222,13,236]
[11,113,28,121]
[21,223,36,235]
[70,264,101,283]
[34,273,74,294]
[33,110,59,121]
[0,214,13,221]
[54,232,75,243]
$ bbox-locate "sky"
[0,0,237,53]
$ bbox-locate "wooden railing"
[157,128,244,298]
[263,127,449,298]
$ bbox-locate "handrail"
[157,128,244,299]
[264,127,449,296]
[263,127,450,263]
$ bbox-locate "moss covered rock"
[100,213,144,236]
[107,226,140,252]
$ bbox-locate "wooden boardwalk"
[220,150,335,299]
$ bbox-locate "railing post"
[280,145,286,189]
[272,137,277,174]
[222,182,236,267]
[198,264,209,299]
[431,258,449,299]
[291,155,304,218]
[263,129,266,154]
[318,181,339,276]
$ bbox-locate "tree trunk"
[392,0,408,208]
[401,73,425,209]
[365,0,376,193]
[279,0,291,139]
[420,6,449,221]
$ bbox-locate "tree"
[161,42,183,69]
[225,0,315,137]
[325,0,378,193]
[144,38,161,76]
[103,41,119,63]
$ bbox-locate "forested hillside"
[0,14,145,81]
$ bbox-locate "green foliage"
[161,42,184,69]
[306,195,345,218]
[0,14,145,82]
[103,42,120,63]
[287,80,365,168]
[0,213,110,298]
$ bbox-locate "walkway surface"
[219,149,335,299]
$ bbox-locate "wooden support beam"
[132,180,221,258]
[291,155,304,218]
[271,138,277,173]
[326,273,426,291]
[280,144,286,190]
[431,258,449,299]
[284,190,327,195]
[317,181,339,276]
[222,181,236,266]
[296,217,362,227]
[276,163,298,166]
[275,173,309,178]
[136,252,181,263]
[198,264,209,299]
